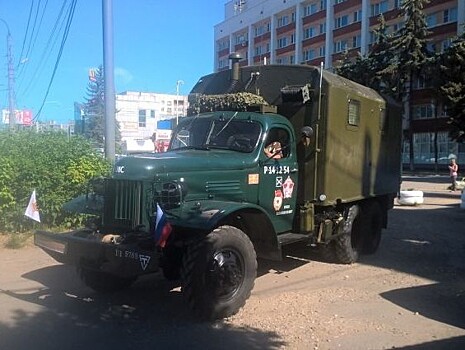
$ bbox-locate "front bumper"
[34,230,160,278]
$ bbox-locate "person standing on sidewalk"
[448,158,459,191]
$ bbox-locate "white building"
[115,91,188,152]
[214,0,465,71]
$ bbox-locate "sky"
[0,0,226,123]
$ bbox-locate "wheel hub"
[208,250,244,298]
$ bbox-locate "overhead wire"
[18,0,69,99]
[16,0,35,69]
[33,0,77,122]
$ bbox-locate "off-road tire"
[319,241,336,263]
[361,202,383,254]
[335,207,363,264]
[161,246,183,281]
[78,267,136,293]
[181,225,257,320]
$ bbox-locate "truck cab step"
[278,232,311,246]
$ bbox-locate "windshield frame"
[169,113,262,153]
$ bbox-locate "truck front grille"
[105,179,144,229]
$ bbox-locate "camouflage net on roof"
[187,92,269,115]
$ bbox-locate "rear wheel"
[181,225,257,320]
[335,205,363,264]
[78,267,136,293]
[361,202,383,254]
[319,241,336,263]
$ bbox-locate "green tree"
[335,15,396,95]
[383,0,432,170]
[82,65,121,150]
[0,130,111,232]
[438,33,465,142]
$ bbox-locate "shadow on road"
[1,177,463,349]
[0,265,285,350]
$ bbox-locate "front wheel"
[181,225,257,320]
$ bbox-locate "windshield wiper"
[213,111,238,139]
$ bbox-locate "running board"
[277,232,312,246]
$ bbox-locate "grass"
[1,232,33,249]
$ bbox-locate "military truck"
[35,57,402,320]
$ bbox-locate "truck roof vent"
[281,84,312,104]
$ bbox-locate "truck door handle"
[291,168,298,173]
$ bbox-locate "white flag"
[24,190,41,222]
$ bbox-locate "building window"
[335,0,347,4]
[334,40,348,53]
[304,26,316,39]
[218,40,229,50]
[235,33,247,45]
[444,8,457,23]
[348,99,360,126]
[303,3,318,16]
[150,110,155,118]
[335,15,349,28]
[353,10,362,23]
[426,13,437,28]
[218,59,227,69]
[138,110,146,127]
[413,132,434,163]
[352,35,361,48]
[371,1,388,17]
[277,15,289,27]
[290,33,295,44]
[303,49,315,61]
[277,37,288,48]
[319,45,326,57]
[412,104,434,120]
[442,38,453,51]
[320,0,327,10]
[427,42,437,53]
[290,55,295,64]
[319,22,326,34]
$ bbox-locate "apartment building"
[214,0,465,168]
[115,91,187,141]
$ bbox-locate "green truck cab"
[35,60,401,320]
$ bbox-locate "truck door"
[259,127,298,233]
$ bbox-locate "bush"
[0,129,111,232]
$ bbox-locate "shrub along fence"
[0,130,111,232]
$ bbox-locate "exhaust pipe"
[229,52,242,83]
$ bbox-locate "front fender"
[167,200,273,231]
[167,200,281,261]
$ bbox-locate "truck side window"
[264,128,290,159]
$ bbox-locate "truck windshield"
[170,117,261,153]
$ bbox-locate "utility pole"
[1,19,15,130]
[102,0,115,161]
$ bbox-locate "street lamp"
[175,80,184,126]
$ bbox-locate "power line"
[18,0,69,98]
[33,0,77,122]
[16,0,35,69]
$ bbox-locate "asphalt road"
[0,175,464,350]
